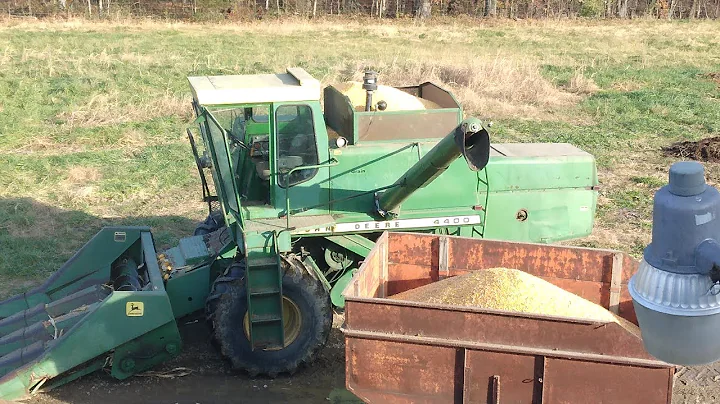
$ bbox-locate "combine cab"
[0,68,600,401]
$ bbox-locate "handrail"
[286,183,401,217]
[281,158,339,229]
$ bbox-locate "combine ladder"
[244,231,285,349]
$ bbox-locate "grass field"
[1,16,719,297]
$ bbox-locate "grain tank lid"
[188,67,321,106]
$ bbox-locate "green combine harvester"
[0,68,598,400]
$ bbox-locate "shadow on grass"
[0,197,206,298]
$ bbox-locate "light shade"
[630,259,720,365]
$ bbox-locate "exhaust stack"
[363,71,377,112]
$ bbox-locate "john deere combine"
[0,68,598,400]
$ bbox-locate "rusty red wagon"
[341,231,675,404]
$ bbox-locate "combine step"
[245,255,284,349]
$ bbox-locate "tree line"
[3,0,719,19]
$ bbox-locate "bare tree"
[415,0,431,17]
[689,0,699,17]
[618,0,628,17]
[485,0,496,15]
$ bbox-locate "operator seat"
[255,161,271,181]
[254,156,304,182]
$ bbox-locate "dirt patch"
[33,312,350,404]
[703,72,720,87]
[662,137,720,163]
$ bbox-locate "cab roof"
[188,67,321,106]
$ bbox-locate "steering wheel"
[278,156,304,172]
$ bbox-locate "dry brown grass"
[57,92,192,128]
[58,166,102,201]
[7,137,86,155]
[327,58,585,121]
[66,166,101,183]
[566,69,600,95]
[611,80,645,92]
[3,131,169,156]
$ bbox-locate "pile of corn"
[334,81,441,112]
[391,268,641,337]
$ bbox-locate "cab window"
[276,104,319,188]
[250,106,269,123]
[253,106,297,124]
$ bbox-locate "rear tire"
[210,256,332,377]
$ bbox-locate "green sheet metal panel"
[178,236,211,266]
[327,139,483,216]
[0,290,179,401]
[479,151,597,243]
[166,264,213,319]
[482,188,596,243]
[330,269,357,308]
[0,227,147,319]
[327,142,422,214]
[325,235,375,257]
[110,322,182,380]
[484,154,597,192]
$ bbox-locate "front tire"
[210,256,332,377]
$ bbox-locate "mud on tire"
[210,256,332,377]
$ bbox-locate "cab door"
[270,103,331,216]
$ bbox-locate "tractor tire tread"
[210,256,332,377]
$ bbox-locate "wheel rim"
[243,296,303,350]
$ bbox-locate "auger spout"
[375,117,490,217]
